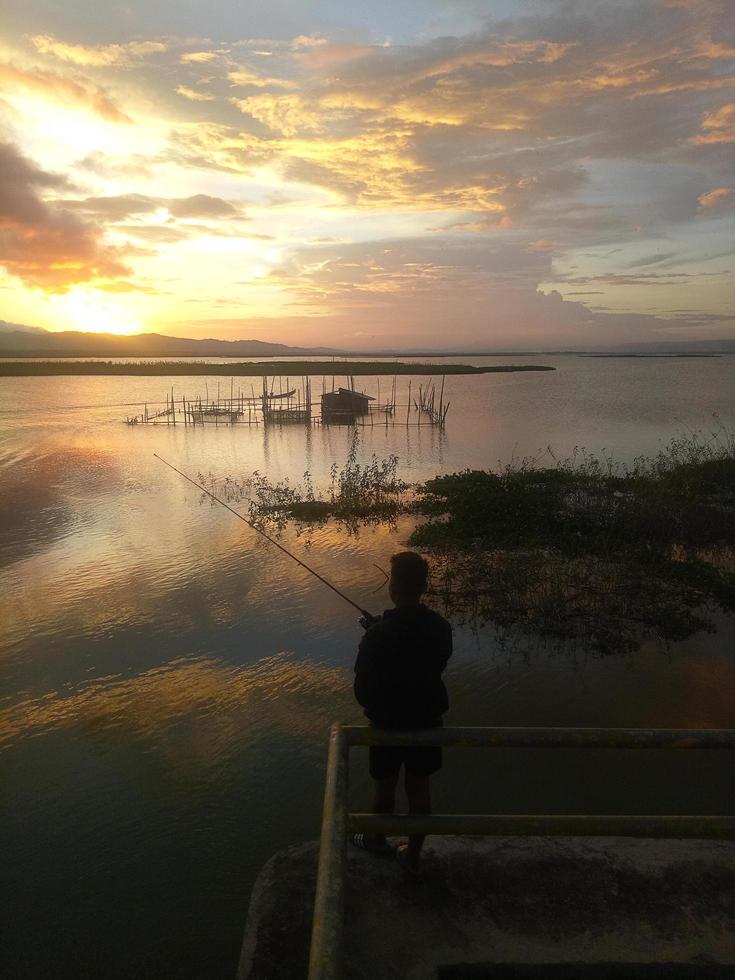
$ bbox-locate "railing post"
[305,725,734,977]
[308,723,349,980]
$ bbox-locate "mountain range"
[1,322,734,356]
[0,324,340,358]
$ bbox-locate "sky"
[0,0,733,349]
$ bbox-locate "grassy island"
[202,425,735,655]
[0,360,555,377]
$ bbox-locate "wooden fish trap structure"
[414,378,450,427]
[262,376,312,425]
[123,374,450,428]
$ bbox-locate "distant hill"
[0,319,47,335]
[0,328,342,358]
[1,324,733,357]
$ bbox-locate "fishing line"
[153,453,372,618]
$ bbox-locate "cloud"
[115,224,192,243]
[56,194,161,219]
[176,84,215,102]
[92,279,160,293]
[180,51,221,64]
[27,34,167,67]
[553,271,727,286]
[290,34,328,51]
[0,141,131,291]
[55,192,243,221]
[624,252,680,268]
[166,123,275,173]
[526,240,559,253]
[692,103,735,144]
[698,187,735,210]
[149,3,723,234]
[227,67,295,89]
[0,62,131,123]
[167,194,240,218]
[232,94,323,135]
[3,1,735,345]
[256,235,734,348]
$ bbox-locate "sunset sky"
[1,0,733,349]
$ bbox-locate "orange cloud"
[632,75,735,99]
[233,93,323,135]
[179,50,221,64]
[176,84,215,102]
[294,41,373,71]
[227,67,295,89]
[0,62,131,123]
[27,33,166,67]
[0,141,131,291]
[422,39,574,79]
[290,34,328,50]
[168,122,274,172]
[526,239,559,252]
[697,187,735,209]
[692,102,735,143]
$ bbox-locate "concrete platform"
[237,837,735,980]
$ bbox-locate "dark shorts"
[368,727,443,780]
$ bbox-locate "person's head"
[389,551,428,606]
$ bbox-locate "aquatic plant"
[412,419,735,653]
[200,430,408,534]
[201,420,735,654]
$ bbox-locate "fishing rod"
[153,453,375,622]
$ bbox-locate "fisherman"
[352,551,452,873]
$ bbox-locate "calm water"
[2,355,734,979]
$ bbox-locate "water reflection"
[1,360,734,980]
[0,443,121,566]
[0,653,354,755]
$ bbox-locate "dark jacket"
[354,604,452,729]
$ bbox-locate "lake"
[2,354,734,979]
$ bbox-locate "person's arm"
[354,629,381,710]
[437,619,453,671]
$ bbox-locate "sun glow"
[2,91,165,172]
[50,288,144,335]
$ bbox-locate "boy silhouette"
[353,551,452,872]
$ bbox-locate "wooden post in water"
[406,380,411,426]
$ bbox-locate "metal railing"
[307,724,735,980]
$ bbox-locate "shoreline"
[0,360,556,377]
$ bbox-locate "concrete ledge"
[238,837,735,980]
